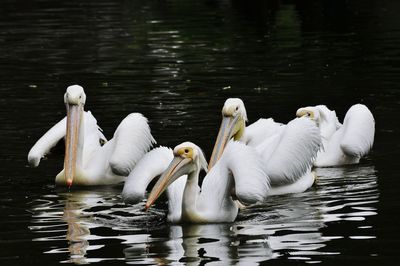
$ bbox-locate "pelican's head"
[64,85,86,106]
[208,98,247,170]
[63,85,86,187]
[296,105,338,128]
[296,106,319,122]
[145,142,207,209]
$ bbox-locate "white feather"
[28,111,107,168]
[28,116,67,167]
[166,175,187,223]
[256,117,321,186]
[80,111,107,165]
[299,104,375,167]
[243,118,283,147]
[313,105,341,140]
[154,142,269,223]
[190,142,268,222]
[340,104,375,157]
[216,141,270,204]
[122,146,173,204]
[214,98,322,196]
[29,86,157,186]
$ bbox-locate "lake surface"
[0,0,399,265]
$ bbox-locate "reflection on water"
[28,165,378,264]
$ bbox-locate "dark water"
[0,0,399,265]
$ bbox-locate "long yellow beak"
[208,115,240,170]
[64,104,83,187]
[145,156,192,209]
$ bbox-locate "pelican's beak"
[145,156,193,209]
[64,103,83,187]
[208,115,240,170]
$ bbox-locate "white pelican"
[208,98,322,195]
[144,141,269,223]
[28,85,155,186]
[122,145,188,222]
[296,104,375,167]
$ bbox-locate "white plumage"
[296,104,375,167]
[209,98,321,196]
[145,141,269,223]
[28,85,155,186]
[121,145,188,222]
[122,146,174,203]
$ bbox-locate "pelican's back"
[340,104,375,157]
[244,118,283,147]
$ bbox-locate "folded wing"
[257,117,321,186]
[109,113,156,176]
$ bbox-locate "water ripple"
[27,165,378,264]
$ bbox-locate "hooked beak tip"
[145,203,151,210]
[67,179,73,188]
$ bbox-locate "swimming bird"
[296,104,375,167]
[145,141,269,223]
[208,98,321,195]
[28,85,155,186]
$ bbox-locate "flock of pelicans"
[28,85,375,223]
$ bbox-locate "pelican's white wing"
[243,118,283,147]
[200,141,270,206]
[224,142,270,204]
[122,146,172,204]
[28,117,67,167]
[340,104,375,157]
[257,117,321,186]
[28,111,107,168]
[109,113,156,176]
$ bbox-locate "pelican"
[122,145,188,222]
[143,141,269,223]
[296,104,375,167]
[28,85,155,186]
[208,98,322,195]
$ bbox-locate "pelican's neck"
[317,108,341,142]
[181,167,202,222]
[233,118,246,141]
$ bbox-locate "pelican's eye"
[184,149,189,154]
[99,138,106,146]
[306,112,311,117]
